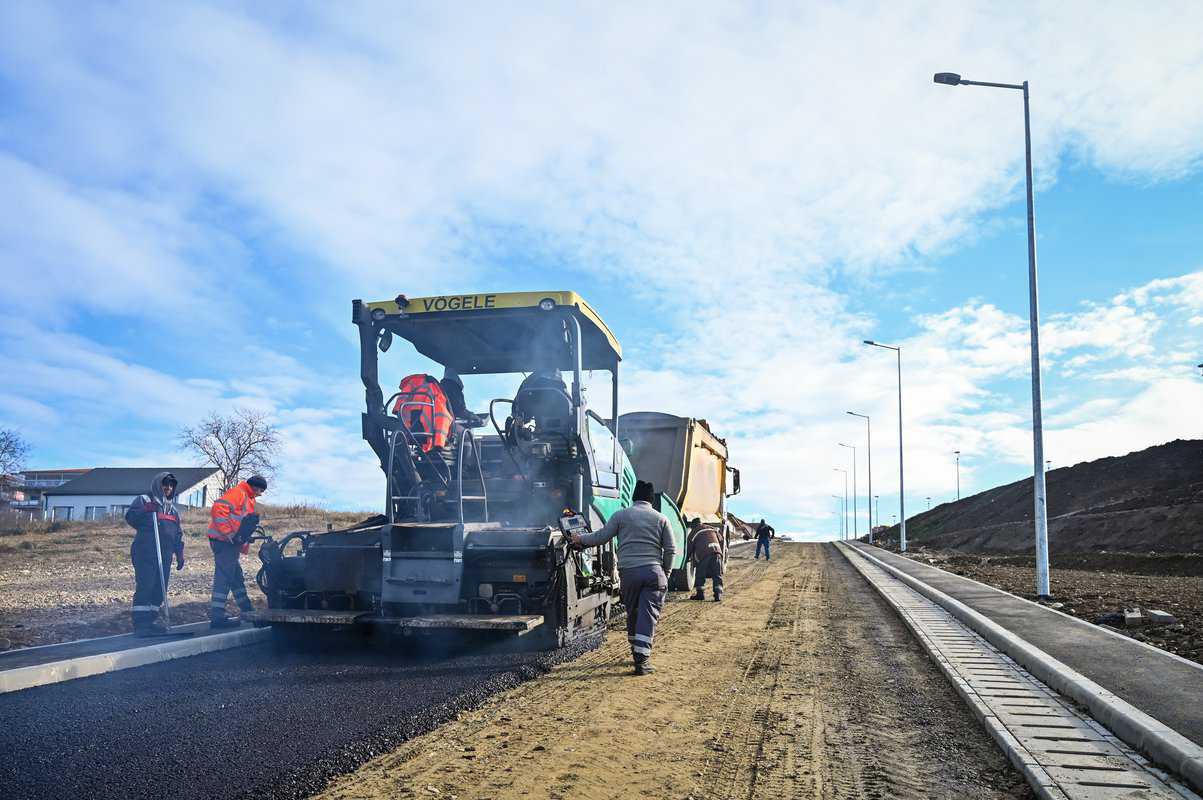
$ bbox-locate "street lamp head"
[934,72,962,86]
[863,339,876,345]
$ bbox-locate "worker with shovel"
[125,471,186,637]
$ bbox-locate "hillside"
[876,439,1203,554]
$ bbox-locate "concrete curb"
[0,626,270,695]
[835,543,1070,799]
[842,542,1203,795]
[898,548,1203,674]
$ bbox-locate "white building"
[41,467,222,521]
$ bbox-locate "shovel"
[149,504,195,638]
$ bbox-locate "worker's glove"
[175,552,185,571]
[235,513,260,544]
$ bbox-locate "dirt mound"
[876,439,1203,554]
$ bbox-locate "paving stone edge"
[0,626,270,694]
[838,542,1203,795]
[836,542,1071,800]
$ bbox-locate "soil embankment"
[878,439,1203,554]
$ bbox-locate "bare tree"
[179,409,281,493]
[0,428,30,477]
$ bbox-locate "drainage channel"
[838,543,1199,800]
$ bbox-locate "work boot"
[210,616,241,630]
[691,590,705,601]
[633,659,656,676]
[135,620,168,638]
[714,593,723,603]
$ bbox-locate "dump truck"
[252,291,687,649]
[618,412,741,590]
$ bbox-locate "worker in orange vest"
[207,475,267,629]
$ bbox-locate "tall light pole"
[834,468,849,541]
[838,442,858,540]
[874,495,880,534]
[935,71,1050,597]
[864,340,906,551]
[832,494,845,539]
[848,411,873,542]
[926,496,932,511]
[954,450,961,500]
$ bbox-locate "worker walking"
[571,480,675,675]
[689,519,724,602]
[124,472,185,636]
[755,518,775,561]
[207,475,267,629]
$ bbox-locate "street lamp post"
[832,494,845,539]
[934,70,1051,598]
[838,443,858,540]
[848,411,873,542]
[926,496,932,511]
[834,468,849,541]
[864,340,906,552]
[874,495,880,533]
[954,450,961,500]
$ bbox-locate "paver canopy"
[366,290,622,375]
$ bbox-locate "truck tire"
[668,559,695,592]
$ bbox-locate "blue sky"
[1,2,1202,540]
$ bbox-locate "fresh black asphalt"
[0,635,596,800]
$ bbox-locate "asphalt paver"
[0,635,595,800]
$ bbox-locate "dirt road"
[317,543,1032,800]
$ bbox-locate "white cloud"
[2,3,1203,531]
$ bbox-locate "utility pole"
[954,450,961,500]
[848,412,872,542]
[834,468,849,541]
[839,443,858,540]
[864,340,906,551]
[935,70,1050,597]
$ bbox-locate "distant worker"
[755,518,775,561]
[124,471,185,636]
[570,480,675,675]
[689,518,724,602]
[207,475,267,629]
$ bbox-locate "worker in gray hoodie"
[124,471,186,636]
[571,480,675,675]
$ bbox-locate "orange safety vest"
[393,374,452,452]
[208,482,257,544]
